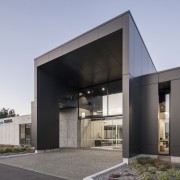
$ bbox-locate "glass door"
[81,116,123,149]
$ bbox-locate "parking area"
[0,148,122,180]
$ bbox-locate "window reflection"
[79,88,92,118]
[93,84,107,117]
[158,89,170,155]
[81,116,123,148]
[108,80,122,115]
[78,80,122,119]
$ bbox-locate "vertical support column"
[31,61,37,149]
[122,74,130,159]
[122,13,130,160]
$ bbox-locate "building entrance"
[81,116,123,149]
[78,80,123,150]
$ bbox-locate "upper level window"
[79,80,122,119]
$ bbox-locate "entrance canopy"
[38,30,123,89]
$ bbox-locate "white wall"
[0,115,31,145]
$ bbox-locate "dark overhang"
[38,30,122,89]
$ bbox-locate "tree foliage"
[0,108,17,119]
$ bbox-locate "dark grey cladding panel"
[128,15,156,78]
[141,145,158,155]
[141,83,158,155]
[134,28,142,77]
[38,30,123,89]
[129,76,141,157]
[159,68,180,82]
[37,68,60,150]
[128,16,135,75]
[141,45,148,75]
[98,15,123,38]
[62,40,79,55]
[142,73,158,86]
[37,66,79,150]
[78,29,99,47]
[170,79,180,156]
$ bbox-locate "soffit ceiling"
[39,29,122,89]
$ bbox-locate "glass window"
[108,81,122,115]
[20,124,25,144]
[79,88,92,119]
[81,116,123,148]
[78,80,123,118]
[25,124,31,144]
[158,89,170,155]
[93,84,107,117]
[20,124,31,145]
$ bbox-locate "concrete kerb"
[83,162,126,180]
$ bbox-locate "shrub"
[167,168,176,177]
[156,171,170,180]
[176,171,180,179]
[136,164,147,175]
[141,172,152,180]
[0,145,30,154]
[148,166,157,174]
[130,159,139,167]
[158,164,169,171]
[153,159,171,169]
[5,147,12,153]
[0,148,6,153]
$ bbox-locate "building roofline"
[142,66,180,77]
[34,10,130,60]
[0,114,31,121]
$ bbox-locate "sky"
[0,0,180,115]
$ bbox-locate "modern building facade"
[32,11,180,161]
[0,115,31,145]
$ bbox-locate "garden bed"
[91,157,180,180]
[0,145,35,156]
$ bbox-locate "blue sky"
[0,0,180,115]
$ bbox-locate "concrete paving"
[0,163,65,180]
[0,148,122,180]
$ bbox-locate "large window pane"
[108,81,122,115]
[79,88,92,119]
[93,84,107,117]
[158,89,170,155]
[81,116,123,148]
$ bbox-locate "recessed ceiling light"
[87,91,90,94]
[79,92,82,96]
[102,87,105,91]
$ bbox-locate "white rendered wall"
[0,115,31,145]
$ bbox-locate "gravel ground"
[0,148,122,180]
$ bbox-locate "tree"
[8,109,16,117]
[0,108,17,119]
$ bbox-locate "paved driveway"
[0,163,65,180]
[0,149,122,180]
